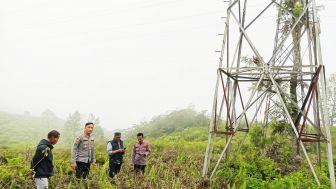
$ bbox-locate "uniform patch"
[75,136,80,142]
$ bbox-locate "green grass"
[1,109,336,188]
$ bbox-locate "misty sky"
[0,0,335,130]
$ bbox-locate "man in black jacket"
[106,132,125,178]
[31,130,60,189]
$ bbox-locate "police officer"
[132,133,150,174]
[71,122,96,179]
[106,132,125,178]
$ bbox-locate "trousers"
[35,178,48,189]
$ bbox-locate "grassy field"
[0,136,205,189]
[0,109,336,188]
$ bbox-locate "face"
[85,124,94,135]
[137,135,144,142]
[49,137,59,145]
[114,135,121,141]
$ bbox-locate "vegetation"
[0,111,64,146]
[122,108,209,139]
[0,108,336,188]
[327,74,336,126]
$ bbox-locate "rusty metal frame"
[202,0,335,188]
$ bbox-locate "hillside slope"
[0,111,64,145]
[122,108,210,139]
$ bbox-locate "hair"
[114,132,121,137]
[137,133,144,137]
[85,122,94,127]
[48,130,60,138]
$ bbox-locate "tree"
[41,109,57,126]
[88,113,104,140]
[63,111,82,142]
[125,108,210,138]
[327,74,336,126]
[41,109,59,133]
[278,0,305,155]
[41,109,56,120]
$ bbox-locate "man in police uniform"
[132,133,150,174]
[71,122,96,179]
[106,132,125,178]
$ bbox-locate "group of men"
[31,122,151,189]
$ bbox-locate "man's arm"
[145,143,151,156]
[91,138,96,164]
[131,144,136,163]
[114,148,125,154]
[107,141,123,155]
[31,145,48,168]
[71,136,80,168]
[92,147,96,164]
[106,142,113,155]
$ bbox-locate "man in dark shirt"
[106,132,125,178]
[31,130,60,189]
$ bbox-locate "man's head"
[48,130,60,145]
[84,122,94,136]
[137,133,144,142]
[114,132,121,141]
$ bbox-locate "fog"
[0,0,335,130]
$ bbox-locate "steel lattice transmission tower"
[202,0,335,188]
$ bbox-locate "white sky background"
[0,0,335,130]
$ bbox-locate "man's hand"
[25,169,35,178]
[91,162,97,168]
[112,149,125,154]
[71,162,77,170]
[117,149,125,153]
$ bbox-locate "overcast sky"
[0,0,335,130]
